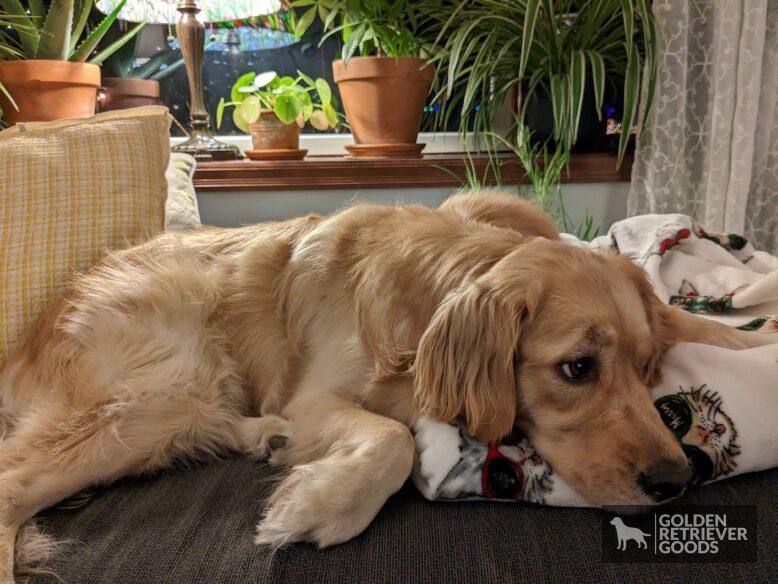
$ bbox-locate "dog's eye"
[558,357,594,382]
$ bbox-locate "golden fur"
[0,191,774,577]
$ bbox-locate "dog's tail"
[639,530,652,537]
[14,521,63,582]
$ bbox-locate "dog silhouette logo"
[610,517,652,550]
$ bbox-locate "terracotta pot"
[0,60,100,124]
[332,57,434,155]
[249,110,300,150]
[99,77,160,112]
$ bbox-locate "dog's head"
[414,239,692,507]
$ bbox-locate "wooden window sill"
[192,153,633,192]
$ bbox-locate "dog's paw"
[237,415,290,464]
[254,460,387,549]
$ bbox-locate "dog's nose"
[638,460,692,502]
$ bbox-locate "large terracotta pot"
[332,57,434,158]
[99,77,160,112]
[0,60,100,124]
[249,110,300,150]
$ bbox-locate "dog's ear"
[609,253,777,386]
[610,255,672,385]
[414,265,542,442]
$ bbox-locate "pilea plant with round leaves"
[217,70,339,133]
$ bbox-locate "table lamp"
[97,0,281,161]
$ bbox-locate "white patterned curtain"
[629,0,778,253]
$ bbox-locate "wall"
[196,182,630,235]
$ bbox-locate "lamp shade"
[96,0,282,25]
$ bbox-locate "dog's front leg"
[254,391,414,548]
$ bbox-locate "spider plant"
[0,0,142,63]
[292,0,429,63]
[426,0,657,166]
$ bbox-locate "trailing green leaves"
[587,50,606,120]
[549,74,568,145]
[635,0,657,132]
[618,44,641,167]
[620,0,635,62]
[569,50,587,145]
[518,0,540,80]
[424,0,659,169]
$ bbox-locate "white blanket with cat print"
[412,215,778,505]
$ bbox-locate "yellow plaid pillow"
[0,106,170,362]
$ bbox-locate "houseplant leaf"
[238,95,262,125]
[0,79,17,111]
[315,78,331,106]
[569,50,587,144]
[71,0,129,62]
[295,5,317,38]
[27,0,44,18]
[274,93,302,124]
[232,107,250,133]
[253,71,277,88]
[587,50,606,120]
[549,74,568,145]
[36,0,74,60]
[216,98,226,129]
[342,22,365,64]
[310,109,329,131]
[635,0,657,131]
[617,46,641,167]
[231,72,257,102]
[89,22,145,66]
[148,56,186,81]
[620,0,634,62]
[518,0,540,80]
[70,0,92,54]
[0,0,39,57]
[296,70,315,86]
[322,102,338,127]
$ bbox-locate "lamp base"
[172,130,242,161]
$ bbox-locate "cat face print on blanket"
[655,386,739,486]
[412,343,778,507]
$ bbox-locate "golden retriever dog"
[0,191,774,577]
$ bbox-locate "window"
[132,17,467,140]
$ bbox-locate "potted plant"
[0,0,141,124]
[96,24,186,113]
[427,0,657,165]
[294,0,434,158]
[217,70,338,160]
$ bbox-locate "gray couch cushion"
[36,459,777,583]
